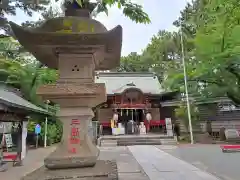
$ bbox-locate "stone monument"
[10,1,122,179]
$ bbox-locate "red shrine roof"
[95,72,164,95]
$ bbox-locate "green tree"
[162,0,240,105]
[175,102,200,131]
[142,30,182,82]
[63,0,150,24]
[117,52,148,72]
[0,0,52,34]
[117,31,183,82]
[192,0,240,104]
[161,0,201,94]
[0,37,58,106]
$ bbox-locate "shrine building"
[94,72,178,134]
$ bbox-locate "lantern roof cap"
[9,16,122,70]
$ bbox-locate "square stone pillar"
[57,53,96,84]
[39,53,106,169]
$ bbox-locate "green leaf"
[75,0,83,7]
[118,1,121,8]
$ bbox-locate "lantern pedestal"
[21,160,118,180]
[44,107,99,169]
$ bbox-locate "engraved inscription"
[68,119,81,154]
[56,19,95,33]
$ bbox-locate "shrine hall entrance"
[117,109,143,123]
[117,109,144,134]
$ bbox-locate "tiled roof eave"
[0,87,48,115]
[0,98,48,115]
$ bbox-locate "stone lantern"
[10,1,122,179]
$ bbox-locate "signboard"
[165,118,173,136]
[0,122,13,133]
[218,103,240,111]
[225,129,240,140]
[4,134,13,148]
[35,124,41,135]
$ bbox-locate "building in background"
[94,72,178,135]
[161,97,240,134]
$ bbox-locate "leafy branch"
[63,0,150,24]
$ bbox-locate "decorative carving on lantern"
[146,112,152,121]
[113,113,118,121]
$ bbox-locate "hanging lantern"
[113,113,118,121]
[146,112,152,121]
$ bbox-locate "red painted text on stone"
[71,119,80,125]
[68,119,81,154]
[71,127,80,137]
[69,137,80,144]
[68,147,77,154]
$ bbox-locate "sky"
[7,0,190,56]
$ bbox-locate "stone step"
[115,136,173,141]
[99,136,177,147]
[117,138,161,141]
[160,139,177,145]
[100,135,173,141]
[117,138,162,146]
[118,141,162,146]
[100,140,117,147]
[101,143,117,147]
[101,140,117,143]
[118,139,161,143]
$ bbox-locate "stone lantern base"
[21,160,118,180]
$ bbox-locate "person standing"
[173,122,180,142]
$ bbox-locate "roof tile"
[95,72,163,94]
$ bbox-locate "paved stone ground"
[129,145,220,180]
[0,146,56,180]
[1,146,149,180]
[98,146,150,180]
[156,145,240,180]
[2,144,231,180]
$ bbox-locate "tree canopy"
[0,0,51,34]
[0,0,151,107]
[69,0,151,24]
[3,0,240,107]
[119,0,240,105]
[1,0,150,36]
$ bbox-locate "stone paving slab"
[1,146,56,180]
[98,146,149,180]
[2,146,149,180]
[118,172,150,180]
[129,145,220,180]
